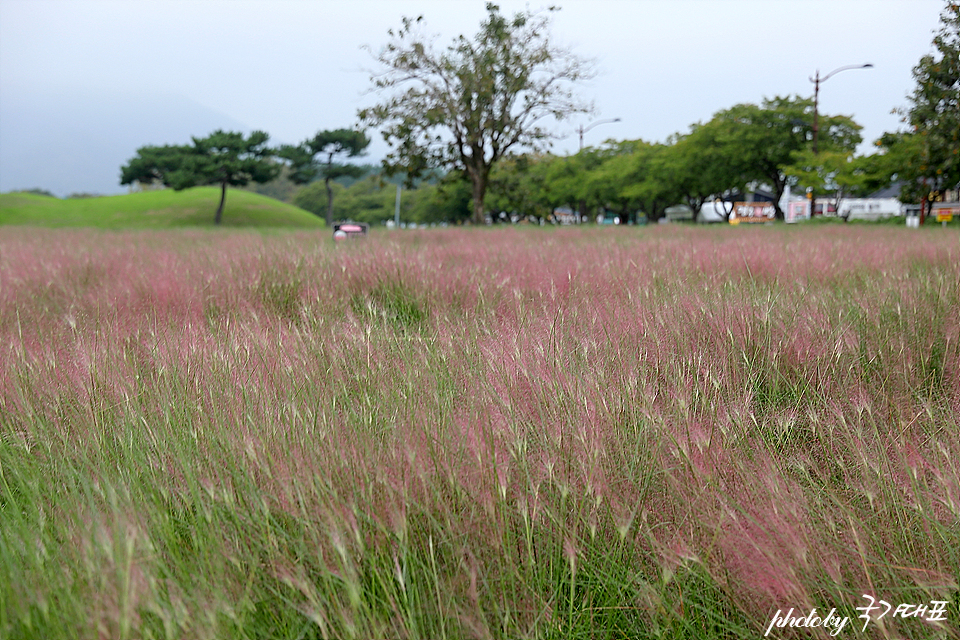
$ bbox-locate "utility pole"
[576,118,621,222]
[394,184,401,228]
[808,63,872,216]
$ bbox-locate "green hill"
[0,187,326,229]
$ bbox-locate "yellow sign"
[934,206,958,223]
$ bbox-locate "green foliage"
[614,142,680,223]
[296,176,391,225]
[532,151,575,216]
[119,143,195,190]
[293,181,349,219]
[667,120,750,219]
[542,148,611,217]
[120,130,279,224]
[476,96,865,226]
[291,172,471,226]
[899,1,960,199]
[307,130,370,176]
[403,172,473,224]
[361,3,594,223]
[279,129,371,227]
[844,144,907,198]
[706,96,861,219]
[241,163,302,203]
[193,130,280,189]
[565,140,680,223]
[487,154,554,220]
[785,149,873,219]
[14,188,57,198]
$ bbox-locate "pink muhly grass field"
[1,225,958,639]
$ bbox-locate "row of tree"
[252,94,862,226]
[353,1,959,224]
[489,96,866,224]
[116,95,877,227]
[120,129,370,226]
[121,2,959,226]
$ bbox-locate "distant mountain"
[0,88,249,197]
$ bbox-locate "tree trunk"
[325,176,334,228]
[469,169,488,225]
[772,180,786,220]
[214,180,228,225]
[837,193,850,222]
[717,199,733,222]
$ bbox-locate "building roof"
[868,182,902,199]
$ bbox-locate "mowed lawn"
[1,225,958,640]
[0,188,325,229]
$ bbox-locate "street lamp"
[578,118,621,151]
[810,63,872,154]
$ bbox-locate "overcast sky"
[0,0,948,195]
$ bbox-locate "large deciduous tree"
[615,142,678,223]
[487,154,553,222]
[873,131,929,204]
[541,149,607,219]
[707,96,861,219]
[663,124,750,222]
[120,130,278,225]
[360,3,595,224]
[899,1,960,204]
[279,129,370,227]
[785,149,872,220]
[573,140,676,224]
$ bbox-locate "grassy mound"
[0,187,325,229]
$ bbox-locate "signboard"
[552,207,579,225]
[729,202,776,225]
[934,206,958,223]
[333,222,368,240]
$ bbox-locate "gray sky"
[0,0,947,195]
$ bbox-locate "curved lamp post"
[573,118,621,223]
[578,118,621,151]
[810,63,872,154]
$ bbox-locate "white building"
[837,197,903,220]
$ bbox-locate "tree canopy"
[279,128,370,227]
[120,130,278,225]
[705,96,861,219]
[360,2,595,224]
[785,149,873,220]
[900,1,960,203]
[476,97,863,225]
[291,172,471,227]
